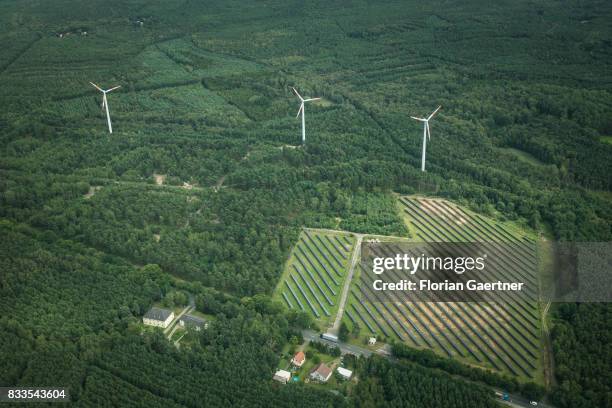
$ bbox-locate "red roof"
[292,351,305,364]
[312,363,332,379]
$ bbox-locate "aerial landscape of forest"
[0,0,610,407]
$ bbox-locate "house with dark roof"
[310,363,333,382]
[143,307,174,328]
[178,314,207,331]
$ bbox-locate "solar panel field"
[274,229,356,326]
[342,196,543,381]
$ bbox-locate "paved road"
[329,234,363,335]
[166,305,194,338]
[165,295,196,338]
[494,389,554,408]
[302,329,392,358]
[303,330,551,408]
[302,227,411,335]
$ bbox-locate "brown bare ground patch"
[393,302,429,334]
[437,302,468,330]
[154,173,166,186]
[436,202,468,225]
[417,199,444,218]
[84,186,101,199]
[278,144,299,150]
[420,199,469,225]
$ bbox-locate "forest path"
[329,234,363,335]
[302,227,411,335]
[0,34,41,75]
[213,175,227,192]
[165,305,193,338]
[541,292,555,390]
[213,149,250,192]
[165,297,195,338]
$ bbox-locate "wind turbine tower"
[411,106,441,172]
[90,82,121,133]
[292,87,320,145]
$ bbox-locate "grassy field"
[343,196,544,383]
[274,229,356,327]
[498,147,546,167]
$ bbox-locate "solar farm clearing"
[274,229,357,327]
[275,196,543,382]
[277,196,545,382]
[342,196,543,381]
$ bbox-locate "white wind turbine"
[90,82,121,133]
[292,87,321,145]
[411,106,441,172]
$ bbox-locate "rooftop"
[292,351,305,364]
[179,314,206,327]
[273,369,291,382]
[311,363,332,379]
[143,307,173,321]
[337,367,353,378]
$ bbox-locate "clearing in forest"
[277,196,545,383]
[273,229,357,328]
[341,196,543,382]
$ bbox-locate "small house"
[368,337,377,345]
[336,367,353,380]
[291,351,306,368]
[143,307,174,328]
[310,363,332,383]
[179,314,207,331]
[273,369,291,384]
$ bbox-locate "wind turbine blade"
[411,116,426,122]
[296,103,304,118]
[426,122,431,141]
[304,97,321,102]
[427,105,442,121]
[292,87,304,101]
[103,94,112,133]
[90,82,103,92]
[106,85,121,92]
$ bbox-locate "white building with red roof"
[291,351,306,368]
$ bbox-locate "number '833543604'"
[1,387,69,402]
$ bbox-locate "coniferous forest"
[0,1,611,407]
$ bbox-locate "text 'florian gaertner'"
[371,279,525,292]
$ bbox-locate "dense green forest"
[549,303,612,408]
[352,357,497,408]
[0,221,497,407]
[1,0,611,406]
